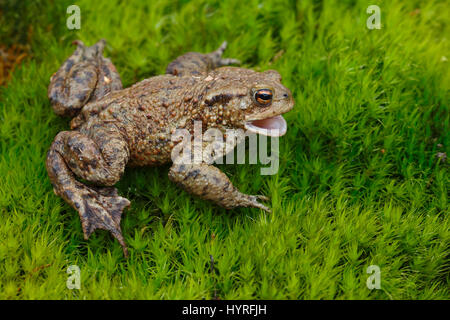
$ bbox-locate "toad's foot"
[48,39,122,117]
[233,194,271,213]
[207,41,241,68]
[75,185,131,257]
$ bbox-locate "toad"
[46,39,294,256]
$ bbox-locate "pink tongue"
[251,115,285,130]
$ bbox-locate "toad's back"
[75,75,206,166]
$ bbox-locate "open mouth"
[245,115,287,137]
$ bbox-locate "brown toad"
[46,39,294,256]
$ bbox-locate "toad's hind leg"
[48,39,122,117]
[46,128,131,256]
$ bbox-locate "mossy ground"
[0,0,448,299]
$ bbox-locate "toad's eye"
[254,89,273,106]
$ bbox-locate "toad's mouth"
[245,115,287,137]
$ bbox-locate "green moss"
[0,0,448,299]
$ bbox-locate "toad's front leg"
[168,163,270,212]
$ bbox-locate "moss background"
[0,0,448,299]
